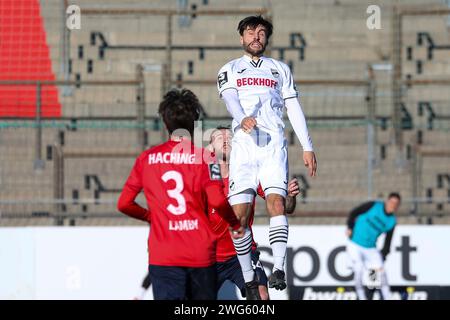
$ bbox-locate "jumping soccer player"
[208,126,300,300]
[217,15,317,295]
[117,89,243,300]
[346,192,401,300]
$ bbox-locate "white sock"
[356,287,367,300]
[380,271,391,300]
[269,215,289,272]
[134,288,147,300]
[354,267,367,300]
[232,228,255,283]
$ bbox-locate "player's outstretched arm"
[285,97,317,177]
[380,227,395,261]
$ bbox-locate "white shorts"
[346,240,384,271]
[228,128,288,203]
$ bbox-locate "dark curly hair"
[237,15,273,40]
[158,89,201,135]
[388,192,401,201]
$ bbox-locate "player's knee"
[233,206,247,220]
[353,265,364,279]
[377,268,387,280]
[238,215,249,227]
[232,202,250,214]
[266,195,285,216]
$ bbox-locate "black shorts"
[148,264,217,300]
[216,250,268,298]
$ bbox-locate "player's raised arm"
[202,161,243,235]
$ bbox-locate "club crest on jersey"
[218,72,228,88]
[209,163,222,180]
[271,68,280,78]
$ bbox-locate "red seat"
[0,0,61,117]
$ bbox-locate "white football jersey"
[217,55,298,133]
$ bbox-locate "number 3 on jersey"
[161,170,186,215]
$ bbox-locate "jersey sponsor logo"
[271,68,280,78]
[148,152,196,164]
[209,163,222,180]
[169,219,199,231]
[237,68,247,74]
[218,72,228,88]
[236,77,277,89]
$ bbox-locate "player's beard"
[214,152,228,164]
[214,149,230,164]
[222,152,229,163]
[244,40,266,57]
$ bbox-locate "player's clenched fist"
[241,117,257,133]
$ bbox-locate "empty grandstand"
[0,0,449,227]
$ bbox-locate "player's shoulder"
[147,141,169,154]
[135,143,164,161]
[200,147,223,174]
[264,56,291,72]
[143,141,178,157]
[219,57,245,73]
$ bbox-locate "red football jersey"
[123,139,224,267]
[208,177,265,262]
